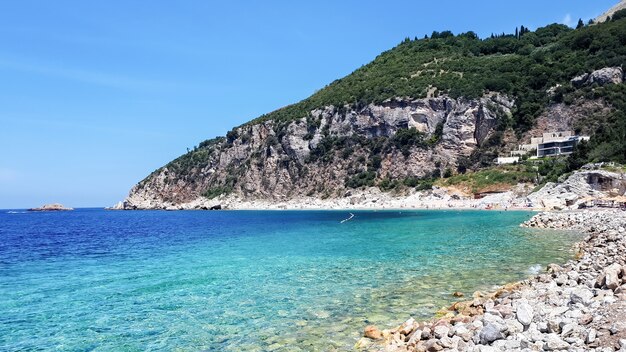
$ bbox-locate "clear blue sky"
[0,0,617,208]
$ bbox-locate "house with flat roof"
[514,131,589,158]
[536,133,590,157]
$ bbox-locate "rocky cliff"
[124,94,513,209]
[528,168,626,210]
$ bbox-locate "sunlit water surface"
[0,209,582,351]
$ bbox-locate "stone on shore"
[479,323,503,344]
[570,287,594,306]
[516,302,533,326]
[432,325,449,339]
[544,333,570,350]
[604,263,622,290]
[363,325,382,340]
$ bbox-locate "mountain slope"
[121,16,626,209]
[596,0,626,23]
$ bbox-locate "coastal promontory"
[118,10,626,210]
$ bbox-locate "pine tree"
[576,18,584,29]
[515,27,519,39]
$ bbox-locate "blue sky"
[0,0,617,208]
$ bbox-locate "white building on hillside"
[517,131,590,158]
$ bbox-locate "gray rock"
[433,325,449,339]
[455,325,473,342]
[604,263,622,290]
[505,319,524,335]
[586,328,597,344]
[587,67,624,86]
[423,339,443,352]
[610,323,621,335]
[544,333,570,350]
[504,339,521,350]
[570,288,594,306]
[571,73,590,88]
[516,302,534,326]
[477,345,500,352]
[421,327,432,340]
[479,323,503,344]
[438,336,458,349]
[560,323,576,337]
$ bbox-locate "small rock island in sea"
[28,203,74,211]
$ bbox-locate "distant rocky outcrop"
[28,203,74,211]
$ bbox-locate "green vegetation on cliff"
[249,16,626,134]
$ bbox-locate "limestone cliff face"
[528,169,626,210]
[124,94,514,209]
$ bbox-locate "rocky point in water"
[28,203,74,211]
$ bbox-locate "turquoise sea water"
[0,209,581,351]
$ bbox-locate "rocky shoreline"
[115,183,535,211]
[112,168,625,212]
[359,209,626,352]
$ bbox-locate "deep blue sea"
[0,209,582,351]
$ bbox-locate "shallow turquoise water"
[0,209,581,351]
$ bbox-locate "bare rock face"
[571,67,624,88]
[28,203,74,211]
[123,94,514,209]
[106,201,124,210]
[588,67,624,85]
[595,0,626,23]
[526,99,611,139]
[528,170,626,210]
[571,73,590,88]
